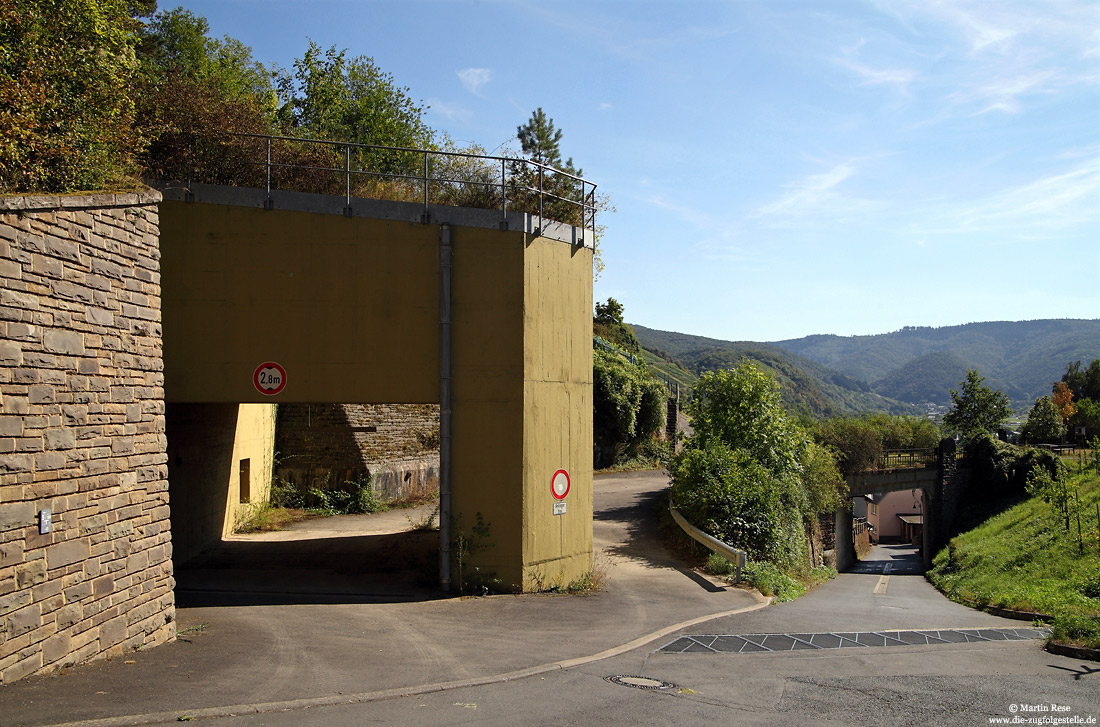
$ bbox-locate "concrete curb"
[1044,641,1100,662]
[41,598,773,727]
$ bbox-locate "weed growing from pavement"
[406,505,439,531]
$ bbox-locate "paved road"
[2,471,1097,726]
[140,541,1098,727]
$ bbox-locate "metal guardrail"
[593,335,636,364]
[174,131,597,239]
[669,506,747,583]
[876,448,937,469]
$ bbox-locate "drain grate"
[657,627,1049,654]
[605,675,677,690]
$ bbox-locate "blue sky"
[179,0,1099,342]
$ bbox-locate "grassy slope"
[639,348,697,393]
[927,469,1100,645]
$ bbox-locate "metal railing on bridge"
[156,131,598,241]
[875,448,937,470]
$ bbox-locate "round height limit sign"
[253,362,286,396]
[551,469,570,515]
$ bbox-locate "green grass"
[233,502,314,533]
[638,349,698,393]
[926,470,1100,649]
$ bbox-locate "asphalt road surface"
[145,538,1098,727]
[4,471,1098,727]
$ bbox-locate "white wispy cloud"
[956,154,1100,232]
[914,150,1100,237]
[457,67,492,96]
[643,193,712,229]
[869,1,1098,119]
[835,57,918,89]
[517,1,739,63]
[967,70,1057,114]
[426,99,472,123]
[753,163,858,219]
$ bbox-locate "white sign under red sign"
[253,361,287,396]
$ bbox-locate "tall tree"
[517,107,564,167]
[135,7,276,182]
[1,0,140,191]
[1021,395,1064,444]
[1052,381,1076,426]
[593,297,640,353]
[1062,360,1100,402]
[943,369,1012,440]
[684,363,802,477]
[274,41,432,150]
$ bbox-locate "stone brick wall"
[275,403,439,501]
[0,191,174,684]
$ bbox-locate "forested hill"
[633,319,1100,410]
[772,320,1100,405]
[633,325,915,417]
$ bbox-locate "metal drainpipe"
[438,223,453,591]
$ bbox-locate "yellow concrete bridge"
[160,134,598,592]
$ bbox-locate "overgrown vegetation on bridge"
[2,3,607,250]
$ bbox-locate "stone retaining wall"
[275,403,439,501]
[0,191,174,684]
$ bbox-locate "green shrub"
[593,347,668,469]
[671,442,803,567]
[1079,568,1100,600]
[742,561,805,602]
[271,474,382,515]
[1051,613,1100,649]
[705,552,738,577]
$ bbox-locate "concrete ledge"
[848,468,938,496]
[154,181,594,248]
[0,188,162,211]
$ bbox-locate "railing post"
[423,151,429,212]
[501,158,507,222]
[264,137,273,210]
[538,164,544,233]
[345,145,351,213]
[579,181,586,246]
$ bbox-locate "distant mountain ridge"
[633,326,913,417]
[633,319,1100,411]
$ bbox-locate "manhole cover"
[605,675,676,691]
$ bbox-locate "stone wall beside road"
[0,191,174,684]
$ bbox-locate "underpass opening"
[167,401,445,606]
[836,439,959,574]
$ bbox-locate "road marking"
[656,627,1051,654]
[873,575,890,594]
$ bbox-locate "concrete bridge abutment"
[158,187,594,592]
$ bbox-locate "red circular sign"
[253,361,287,396]
[551,469,570,500]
